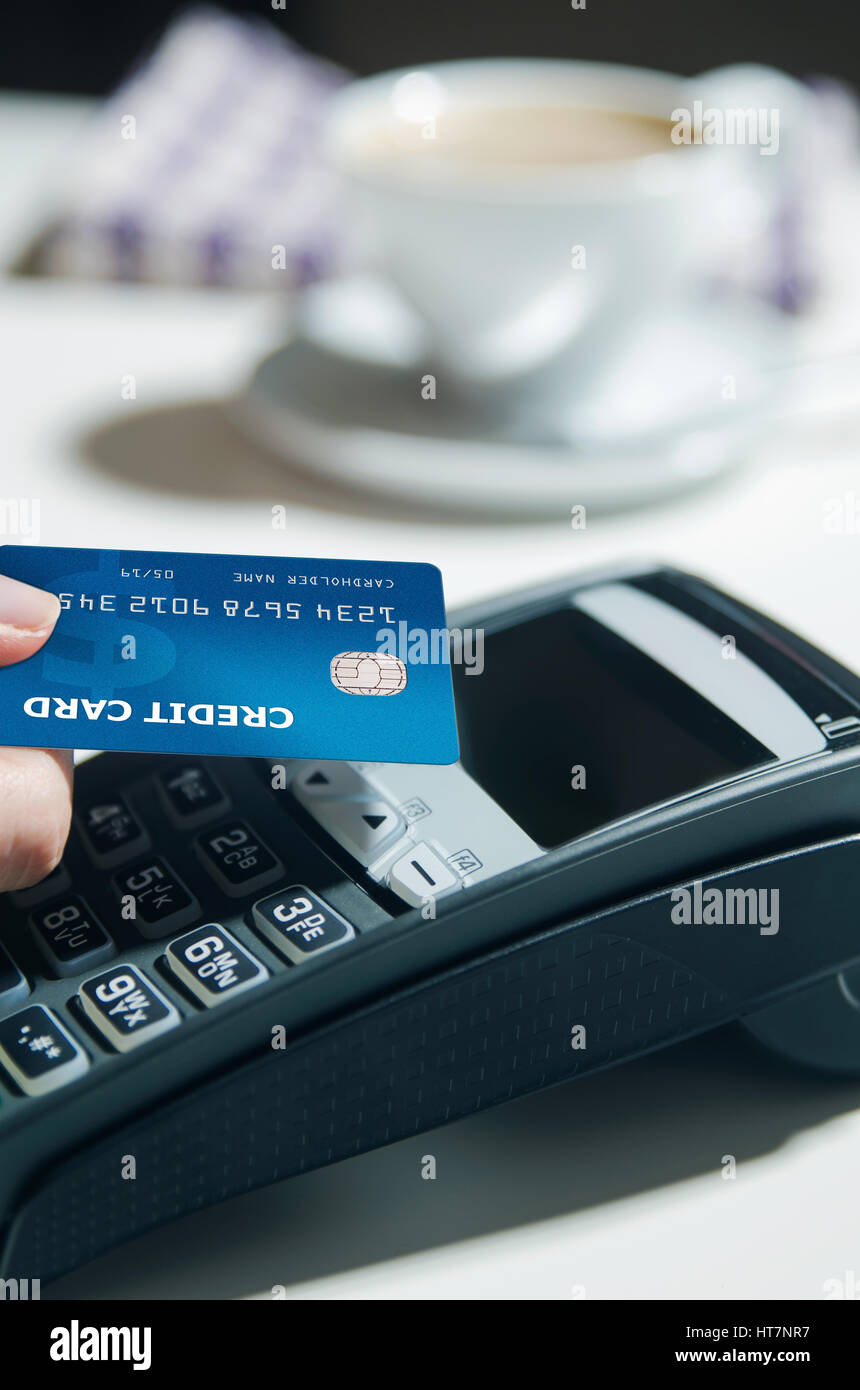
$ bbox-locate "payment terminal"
[2,562,860,1287]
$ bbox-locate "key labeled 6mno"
[166,925,269,1006]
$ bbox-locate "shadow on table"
[77,397,532,527]
[76,395,736,528]
[47,1024,860,1300]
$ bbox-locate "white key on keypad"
[291,761,373,804]
[387,842,460,907]
[309,798,405,866]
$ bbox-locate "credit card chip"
[330,651,407,696]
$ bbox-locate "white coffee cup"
[323,58,808,393]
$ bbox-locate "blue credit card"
[0,547,460,764]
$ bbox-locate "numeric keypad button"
[194,821,283,897]
[253,886,355,964]
[0,1006,88,1096]
[30,896,115,978]
[166,925,268,1006]
[0,944,28,1009]
[79,964,180,1052]
[10,860,71,909]
[77,796,149,869]
[156,764,230,829]
[114,858,200,940]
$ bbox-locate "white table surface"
[2,93,860,1301]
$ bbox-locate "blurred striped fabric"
[37,7,350,289]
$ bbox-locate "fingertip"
[0,747,74,890]
[0,575,61,631]
[0,621,57,667]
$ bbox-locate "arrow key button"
[310,797,405,866]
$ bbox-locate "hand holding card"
[0,571,74,892]
[0,548,460,766]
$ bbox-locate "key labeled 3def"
[253,886,355,965]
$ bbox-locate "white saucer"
[236,275,794,517]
